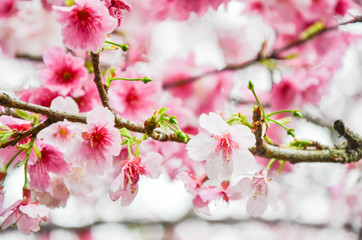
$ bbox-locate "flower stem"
[2,149,24,172]
[267,110,293,118]
[104,41,129,52]
[248,81,268,126]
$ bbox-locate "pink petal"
[232,148,259,174]
[199,112,229,136]
[19,203,48,219]
[246,192,268,217]
[121,185,138,206]
[267,180,280,211]
[1,211,16,230]
[193,195,210,216]
[86,106,115,127]
[109,171,124,201]
[229,124,256,148]
[186,133,216,162]
[50,96,79,114]
[142,152,163,178]
[198,186,223,201]
[17,215,41,235]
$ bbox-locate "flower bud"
[293,110,303,118]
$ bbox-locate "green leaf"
[120,128,131,138]
[0,132,13,144]
[300,22,324,40]
[15,109,30,120]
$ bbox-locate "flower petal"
[199,112,229,136]
[186,133,216,162]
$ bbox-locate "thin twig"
[90,52,113,111]
[163,16,362,89]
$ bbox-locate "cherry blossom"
[28,141,71,192]
[38,47,87,95]
[54,0,117,52]
[69,106,122,175]
[110,152,163,205]
[0,0,18,18]
[19,87,60,108]
[151,0,230,21]
[38,97,79,149]
[0,195,48,235]
[186,112,258,180]
[102,0,132,26]
[108,69,161,121]
[240,170,280,217]
[32,177,70,208]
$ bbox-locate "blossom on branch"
[186,112,258,180]
[38,47,87,95]
[54,0,117,52]
[69,106,121,175]
[110,152,163,205]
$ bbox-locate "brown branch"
[0,93,185,145]
[251,107,362,164]
[0,119,53,148]
[334,120,362,149]
[90,52,113,111]
[1,93,362,162]
[163,15,362,89]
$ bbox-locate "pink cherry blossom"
[110,152,163,205]
[151,0,230,21]
[0,0,18,18]
[198,180,251,204]
[19,86,60,108]
[38,97,79,149]
[28,141,71,192]
[186,112,258,180]
[69,106,121,175]
[54,0,117,52]
[32,177,70,208]
[241,170,280,217]
[108,69,161,121]
[64,167,102,197]
[177,170,208,196]
[38,47,87,95]
[0,197,48,235]
[102,0,132,26]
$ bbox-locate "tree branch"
[0,119,53,149]
[0,93,185,145]
[163,15,362,89]
[1,93,362,163]
[90,52,113,111]
[251,107,362,164]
